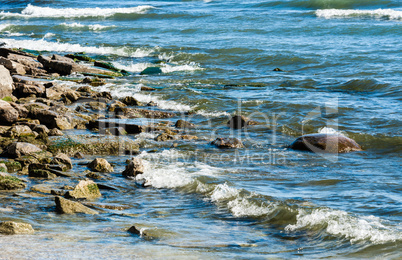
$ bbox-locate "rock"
[126,108,176,119]
[85,101,107,111]
[14,83,45,98]
[122,157,145,177]
[52,54,74,63]
[32,124,50,135]
[0,163,6,173]
[55,196,98,215]
[48,128,64,136]
[63,90,81,103]
[108,100,127,112]
[147,101,157,106]
[99,127,127,136]
[0,65,13,99]
[2,161,22,173]
[273,68,283,71]
[140,67,162,75]
[77,85,93,93]
[0,100,19,125]
[227,115,256,129]
[30,109,72,130]
[155,133,174,142]
[0,221,34,235]
[51,153,72,170]
[211,138,244,149]
[85,171,102,180]
[121,96,143,106]
[73,152,84,159]
[10,102,29,118]
[87,158,114,172]
[65,179,101,200]
[0,175,27,190]
[28,168,57,179]
[0,57,26,75]
[141,86,156,91]
[1,142,42,158]
[175,119,195,129]
[181,135,198,140]
[4,125,33,138]
[288,133,363,153]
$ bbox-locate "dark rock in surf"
[211,138,244,149]
[227,115,257,129]
[140,67,162,75]
[122,157,145,177]
[175,119,195,129]
[288,133,363,153]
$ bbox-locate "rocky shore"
[0,47,362,237]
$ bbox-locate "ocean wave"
[285,208,401,244]
[112,60,203,74]
[60,22,116,31]
[0,38,155,57]
[316,8,402,20]
[0,4,154,19]
[0,23,12,31]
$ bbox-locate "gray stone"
[0,100,19,125]
[211,138,244,149]
[55,196,98,214]
[0,221,34,235]
[65,179,101,200]
[1,142,42,158]
[87,158,114,173]
[122,157,144,177]
[0,65,13,98]
[175,119,195,129]
[51,153,72,170]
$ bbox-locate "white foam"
[133,93,193,112]
[60,22,116,31]
[1,38,154,58]
[161,63,203,73]
[42,32,55,39]
[196,110,231,117]
[227,197,274,217]
[112,61,203,74]
[210,183,240,202]
[318,127,347,136]
[285,208,401,244]
[0,23,12,31]
[112,62,152,73]
[0,4,154,18]
[316,9,402,20]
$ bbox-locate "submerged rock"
[55,196,98,215]
[0,221,34,235]
[211,138,244,149]
[140,67,162,75]
[175,119,195,129]
[155,133,174,142]
[121,96,143,106]
[288,133,363,153]
[87,158,114,173]
[65,179,101,200]
[227,115,257,129]
[122,157,145,177]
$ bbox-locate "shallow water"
[0,0,401,259]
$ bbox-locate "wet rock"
[0,100,19,125]
[0,175,27,190]
[122,157,144,177]
[140,67,162,75]
[273,68,283,71]
[99,127,127,136]
[227,115,257,129]
[180,135,198,140]
[108,100,127,112]
[155,133,174,142]
[126,108,176,119]
[51,153,72,170]
[65,179,101,200]
[87,158,114,173]
[28,164,57,179]
[0,65,13,99]
[147,101,157,106]
[288,133,363,153]
[1,142,42,158]
[175,119,195,129]
[2,160,22,173]
[77,85,93,93]
[121,96,143,106]
[141,86,156,91]
[0,221,34,235]
[85,171,102,180]
[48,128,63,136]
[55,196,98,215]
[211,138,244,149]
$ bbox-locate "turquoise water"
[0,1,401,259]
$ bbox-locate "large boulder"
[55,196,98,215]
[14,82,45,98]
[30,108,72,130]
[288,133,363,153]
[4,125,33,138]
[65,179,101,200]
[122,157,145,177]
[0,221,34,235]
[1,142,42,158]
[51,153,72,170]
[0,65,13,99]
[0,57,26,75]
[87,158,114,173]
[211,137,244,149]
[0,100,19,125]
[175,119,195,129]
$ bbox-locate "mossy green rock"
[0,175,27,190]
[65,179,101,200]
